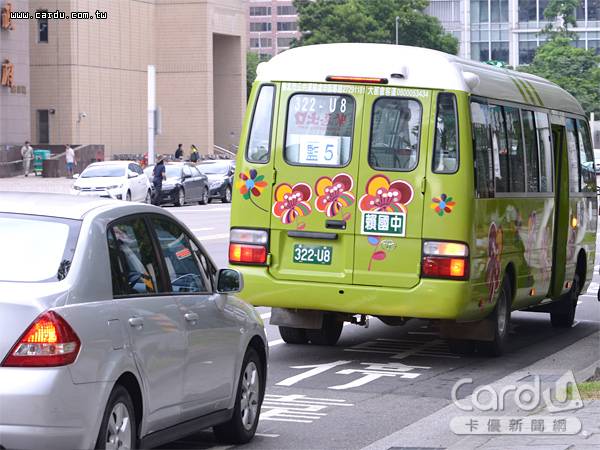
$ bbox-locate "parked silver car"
[0,193,267,450]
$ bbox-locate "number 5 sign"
[299,135,341,165]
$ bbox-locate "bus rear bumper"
[236,267,485,321]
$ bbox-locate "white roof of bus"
[256,43,584,116]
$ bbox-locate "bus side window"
[535,112,553,193]
[577,119,596,193]
[432,93,459,174]
[504,106,525,192]
[490,104,509,193]
[246,85,275,164]
[565,118,580,193]
[470,101,493,198]
[522,110,539,192]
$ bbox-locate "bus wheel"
[481,277,511,357]
[550,275,579,328]
[278,326,308,345]
[306,314,343,346]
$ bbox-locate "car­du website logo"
[449,370,583,435]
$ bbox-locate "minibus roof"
[256,43,584,116]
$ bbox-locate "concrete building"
[27,0,247,158]
[0,0,30,151]
[248,0,300,58]
[426,0,600,66]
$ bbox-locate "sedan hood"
[74,176,124,188]
[206,174,227,182]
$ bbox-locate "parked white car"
[71,161,152,202]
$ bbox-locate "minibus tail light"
[421,241,469,280]
[229,228,269,265]
[326,75,388,84]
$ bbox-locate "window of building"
[432,93,459,173]
[285,94,355,167]
[490,0,509,22]
[247,85,275,164]
[250,38,272,48]
[535,112,553,192]
[277,37,294,48]
[522,110,539,192]
[490,104,509,193]
[277,5,297,16]
[590,0,600,21]
[250,6,271,16]
[539,0,551,21]
[504,106,526,192]
[277,21,297,31]
[491,41,509,63]
[577,119,596,193]
[518,0,537,22]
[37,110,49,144]
[471,101,494,198]
[471,42,490,62]
[519,40,537,65]
[471,0,489,24]
[565,118,580,193]
[250,22,271,32]
[38,12,48,43]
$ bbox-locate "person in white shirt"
[20,141,33,177]
[65,144,76,179]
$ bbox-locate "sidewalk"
[362,331,600,450]
[0,174,74,194]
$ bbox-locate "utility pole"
[395,16,399,45]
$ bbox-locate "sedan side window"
[183,165,192,178]
[107,218,162,296]
[151,217,209,294]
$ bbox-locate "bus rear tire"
[279,326,308,345]
[550,275,579,328]
[305,314,343,346]
[480,277,511,357]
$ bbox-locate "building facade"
[248,0,300,59]
[27,0,247,158]
[0,0,30,151]
[426,0,600,66]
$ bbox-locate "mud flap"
[270,308,324,329]
[439,318,495,342]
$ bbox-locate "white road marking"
[345,337,460,359]
[255,433,280,438]
[276,361,352,387]
[190,227,213,232]
[195,233,229,241]
[586,282,599,294]
[269,339,284,347]
[260,394,353,424]
[261,312,272,320]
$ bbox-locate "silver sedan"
[0,193,268,450]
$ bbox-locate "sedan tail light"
[421,240,469,280]
[229,228,269,265]
[1,311,81,367]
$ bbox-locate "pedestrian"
[175,144,183,160]
[190,144,199,163]
[20,140,33,177]
[65,144,76,179]
[152,157,167,206]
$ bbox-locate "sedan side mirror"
[216,268,243,294]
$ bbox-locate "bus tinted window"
[504,106,525,192]
[535,112,553,193]
[246,85,275,163]
[577,119,596,193]
[566,118,580,193]
[369,98,421,171]
[522,110,539,192]
[285,93,354,167]
[433,93,458,173]
[471,101,493,198]
[490,104,509,193]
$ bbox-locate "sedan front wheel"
[175,187,185,207]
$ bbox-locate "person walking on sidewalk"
[190,144,199,163]
[152,157,167,205]
[20,141,33,177]
[65,144,77,179]
[174,144,183,161]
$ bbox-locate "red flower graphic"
[359,175,414,213]
[315,173,356,217]
[272,182,312,225]
[485,223,503,304]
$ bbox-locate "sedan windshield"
[81,165,126,178]
[165,166,183,178]
[0,214,81,282]
[198,162,230,175]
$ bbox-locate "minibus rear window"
[246,85,275,164]
[284,93,355,167]
[369,98,422,171]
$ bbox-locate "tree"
[292,0,458,55]
[246,52,261,99]
[518,0,600,116]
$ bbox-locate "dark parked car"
[196,160,235,203]
[145,162,209,206]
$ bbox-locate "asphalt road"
[165,202,600,450]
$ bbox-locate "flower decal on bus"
[315,173,356,217]
[431,193,456,216]
[485,223,503,304]
[359,175,414,212]
[237,169,269,212]
[273,182,313,225]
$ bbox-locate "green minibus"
[229,43,597,356]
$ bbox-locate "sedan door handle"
[128,317,144,328]
[184,312,199,322]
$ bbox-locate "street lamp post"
[395,16,399,45]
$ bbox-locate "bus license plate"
[293,244,332,265]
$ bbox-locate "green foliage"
[246,52,261,99]
[519,36,600,116]
[292,0,458,54]
[543,0,580,35]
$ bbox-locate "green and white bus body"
[230,44,597,354]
